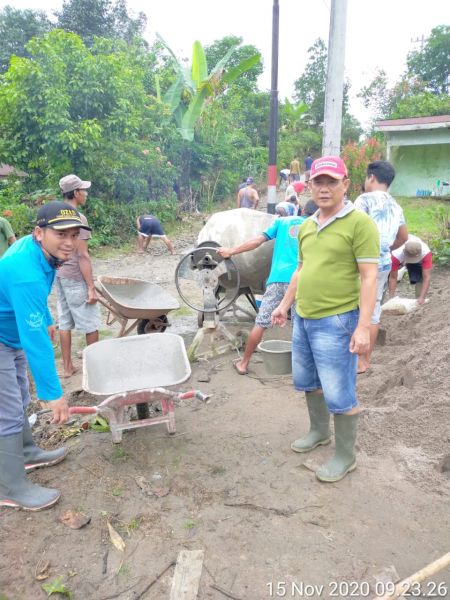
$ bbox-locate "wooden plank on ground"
[169,549,204,600]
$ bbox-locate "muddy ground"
[1,210,449,600]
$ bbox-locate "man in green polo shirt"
[272,156,379,483]
[0,216,16,257]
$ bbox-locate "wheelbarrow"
[95,275,180,337]
[69,333,208,442]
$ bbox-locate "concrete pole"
[267,0,279,214]
[322,0,347,156]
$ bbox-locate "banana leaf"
[191,41,208,89]
[180,87,208,141]
[222,53,261,85]
[163,75,184,113]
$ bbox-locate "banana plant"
[282,98,309,131]
[158,34,260,141]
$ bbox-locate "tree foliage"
[0,6,51,73]
[0,30,174,200]
[391,92,450,119]
[359,26,450,123]
[293,37,358,143]
[293,38,352,126]
[55,0,146,46]
[406,25,450,94]
[293,39,328,126]
[204,36,263,92]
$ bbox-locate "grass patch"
[182,519,196,530]
[396,197,449,240]
[110,446,128,462]
[173,306,195,318]
[118,564,131,579]
[126,517,140,533]
[91,242,135,259]
[172,455,182,467]
[210,465,226,476]
[111,485,124,497]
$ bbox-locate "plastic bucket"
[257,339,292,375]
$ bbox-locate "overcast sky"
[5,0,449,125]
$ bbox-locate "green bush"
[428,205,450,266]
[0,176,178,245]
[0,177,44,237]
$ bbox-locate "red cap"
[310,156,348,180]
[293,181,305,193]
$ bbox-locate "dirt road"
[1,216,449,600]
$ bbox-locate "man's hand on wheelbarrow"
[86,286,98,305]
[48,396,70,425]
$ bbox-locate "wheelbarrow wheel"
[136,402,162,420]
[137,315,168,334]
[136,403,150,419]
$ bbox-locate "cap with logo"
[309,156,348,180]
[59,174,91,194]
[403,240,423,264]
[36,201,91,231]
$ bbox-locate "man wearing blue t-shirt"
[217,208,305,374]
[0,201,89,511]
[304,154,313,183]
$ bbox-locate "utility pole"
[267,0,279,214]
[411,35,428,50]
[322,0,347,156]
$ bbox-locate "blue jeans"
[0,342,31,436]
[292,309,359,414]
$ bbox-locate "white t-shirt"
[391,234,431,264]
[354,190,405,271]
[285,184,296,199]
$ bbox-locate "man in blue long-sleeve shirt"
[0,201,90,511]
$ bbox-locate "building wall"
[387,128,450,147]
[389,143,450,197]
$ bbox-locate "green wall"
[390,143,450,197]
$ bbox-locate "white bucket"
[257,340,292,375]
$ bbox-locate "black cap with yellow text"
[36,201,91,231]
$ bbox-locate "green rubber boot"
[315,413,358,482]
[23,416,66,472]
[291,391,331,453]
[0,433,60,511]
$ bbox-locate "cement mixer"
[175,209,276,323]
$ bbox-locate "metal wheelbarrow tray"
[69,333,208,442]
[96,275,180,337]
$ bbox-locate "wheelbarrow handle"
[178,390,210,402]
[69,406,98,415]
